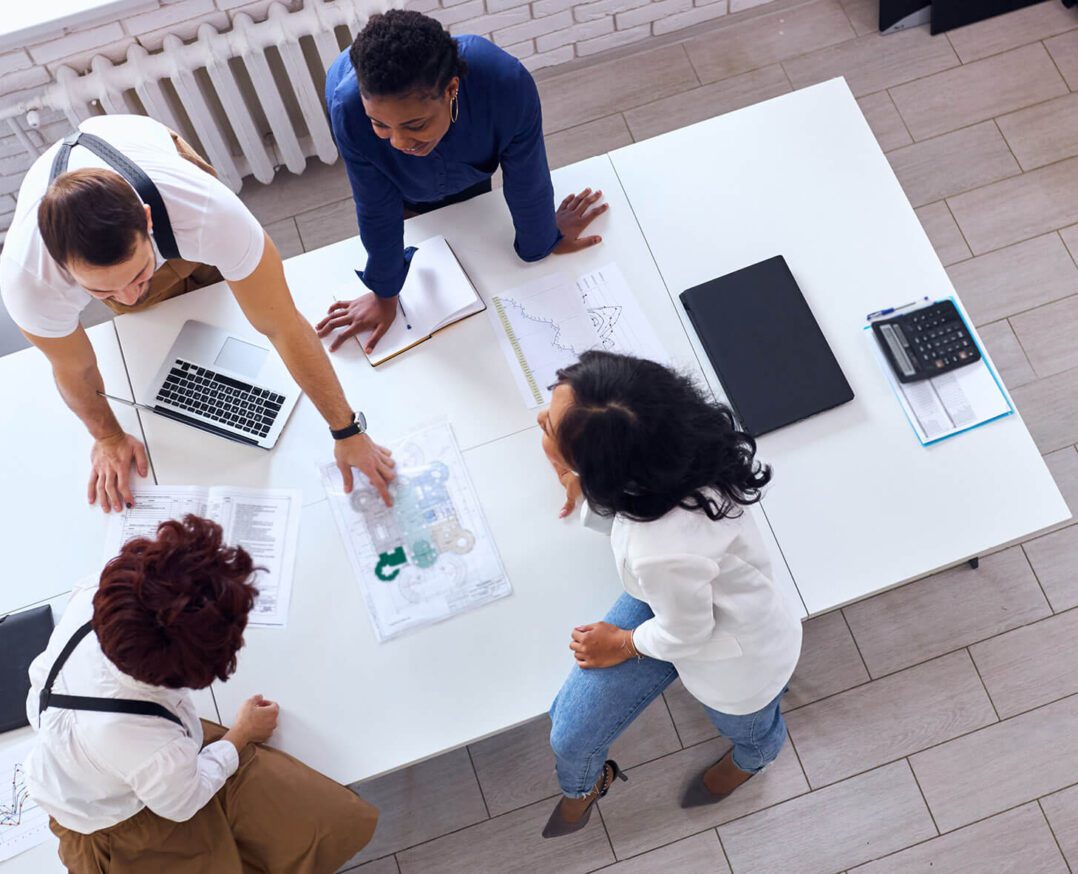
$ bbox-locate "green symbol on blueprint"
[375,547,407,581]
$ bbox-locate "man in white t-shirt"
[0,115,396,511]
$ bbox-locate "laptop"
[679,256,854,437]
[144,320,300,449]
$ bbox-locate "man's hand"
[316,293,399,355]
[570,622,634,669]
[224,694,280,751]
[558,470,582,519]
[88,432,149,513]
[334,433,397,505]
[553,188,608,255]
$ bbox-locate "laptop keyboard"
[155,359,284,440]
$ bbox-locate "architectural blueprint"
[321,422,510,641]
[0,740,49,862]
[489,262,668,407]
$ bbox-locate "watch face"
[356,411,367,432]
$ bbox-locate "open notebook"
[353,236,484,366]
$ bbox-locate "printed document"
[489,262,668,407]
[321,422,510,642]
[103,486,301,628]
[0,739,49,862]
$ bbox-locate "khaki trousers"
[49,721,379,874]
[100,131,224,316]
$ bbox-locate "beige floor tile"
[786,651,996,788]
[976,320,1037,389]
[345,748,488,864]
[537,44,698,133]
[841,0,877,36]
[848,803,1068,874]
[395,795,614,873]
[887,121,1019,208]
[598,739,808,857]
[1010,366,1078,453]
[914,201,971,266]
[945,233,1078,325]
[783,24,959,97]
[624,64,790,142]
[266,216,303,259]
[468,698,681,817]
[857,91,912,152]
[347,857,400,874]
[717,761,936,874]
[1041,445,1078,536]
[910,693,1078,832]
[544,115,633,170]
[998,92,1078,172]
[890,43,1067,141]
[662,679,721,747]
[1012,295,1078,377]
[1025,517,1078,612]
[239,157,350,226]
[1046,29,1078,90]
[295,198,359,252]
[598,831,731,873]
[945,1,1078,64]
[842,546,1050,677]
[1042,784,1078,870]
[1063,224,1078,263]
[683,0,854,85]
[947,156,1078,255]
[970,608,1078,718]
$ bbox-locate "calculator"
[871,299,981,383]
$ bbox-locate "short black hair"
[553,351,772,522]
[349,10,467,98]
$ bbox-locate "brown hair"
[92,515,259,690]
[38,168,148,268]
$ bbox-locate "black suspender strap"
[38,621,184,729]
[48,130,181,261]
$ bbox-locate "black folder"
[0,605,54,732]
[680,256,854,437]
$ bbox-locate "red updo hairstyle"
[92,515,259,690]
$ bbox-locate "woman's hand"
[570,622,634,669]
[553,188,608,254]
[558,469,581,519]
[316,293,399,354]
[224,694,280,751]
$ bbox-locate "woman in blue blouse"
[317,10,607,353]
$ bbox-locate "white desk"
[112,156,802,783]
[609,78,1070,614]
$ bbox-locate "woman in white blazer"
[537,351,803,838]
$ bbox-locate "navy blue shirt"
[325,36,562,298]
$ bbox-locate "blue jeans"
[548,593,788,797]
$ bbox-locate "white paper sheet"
[320,422,511,642]
[103,486,301,628]
[0,740,49,863]
[489,262,669,407]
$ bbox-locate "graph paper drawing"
[321,422,510,642]
[0,740,49,862]
[489,263,668,407]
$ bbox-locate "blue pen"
[866,298,927,321]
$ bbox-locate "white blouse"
[594,493,803,715]
[24,581,239,835]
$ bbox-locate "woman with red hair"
[24,514,377,873]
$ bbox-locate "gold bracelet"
[623,630,643,662]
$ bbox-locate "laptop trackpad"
[214,336,268,379]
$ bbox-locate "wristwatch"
[330,411,367,441]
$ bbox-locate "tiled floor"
[5,0,1078,871]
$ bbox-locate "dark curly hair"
[553,351,772,522]
[92,515,259,690]
[349,10,467,98]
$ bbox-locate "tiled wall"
[0,0,783,240]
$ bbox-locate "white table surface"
[609,78,1070,614]
[111,156,803,783]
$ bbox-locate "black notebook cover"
[680,256,854,437]
[0,605,54,732]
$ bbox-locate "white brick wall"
[0,0,789,239]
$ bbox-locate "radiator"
[3,0,391,192]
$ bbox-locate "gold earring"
[450,91,459,123]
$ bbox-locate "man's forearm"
[53,362,125,441]
[269,313,355,430]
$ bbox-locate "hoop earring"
[450,92,459,123]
